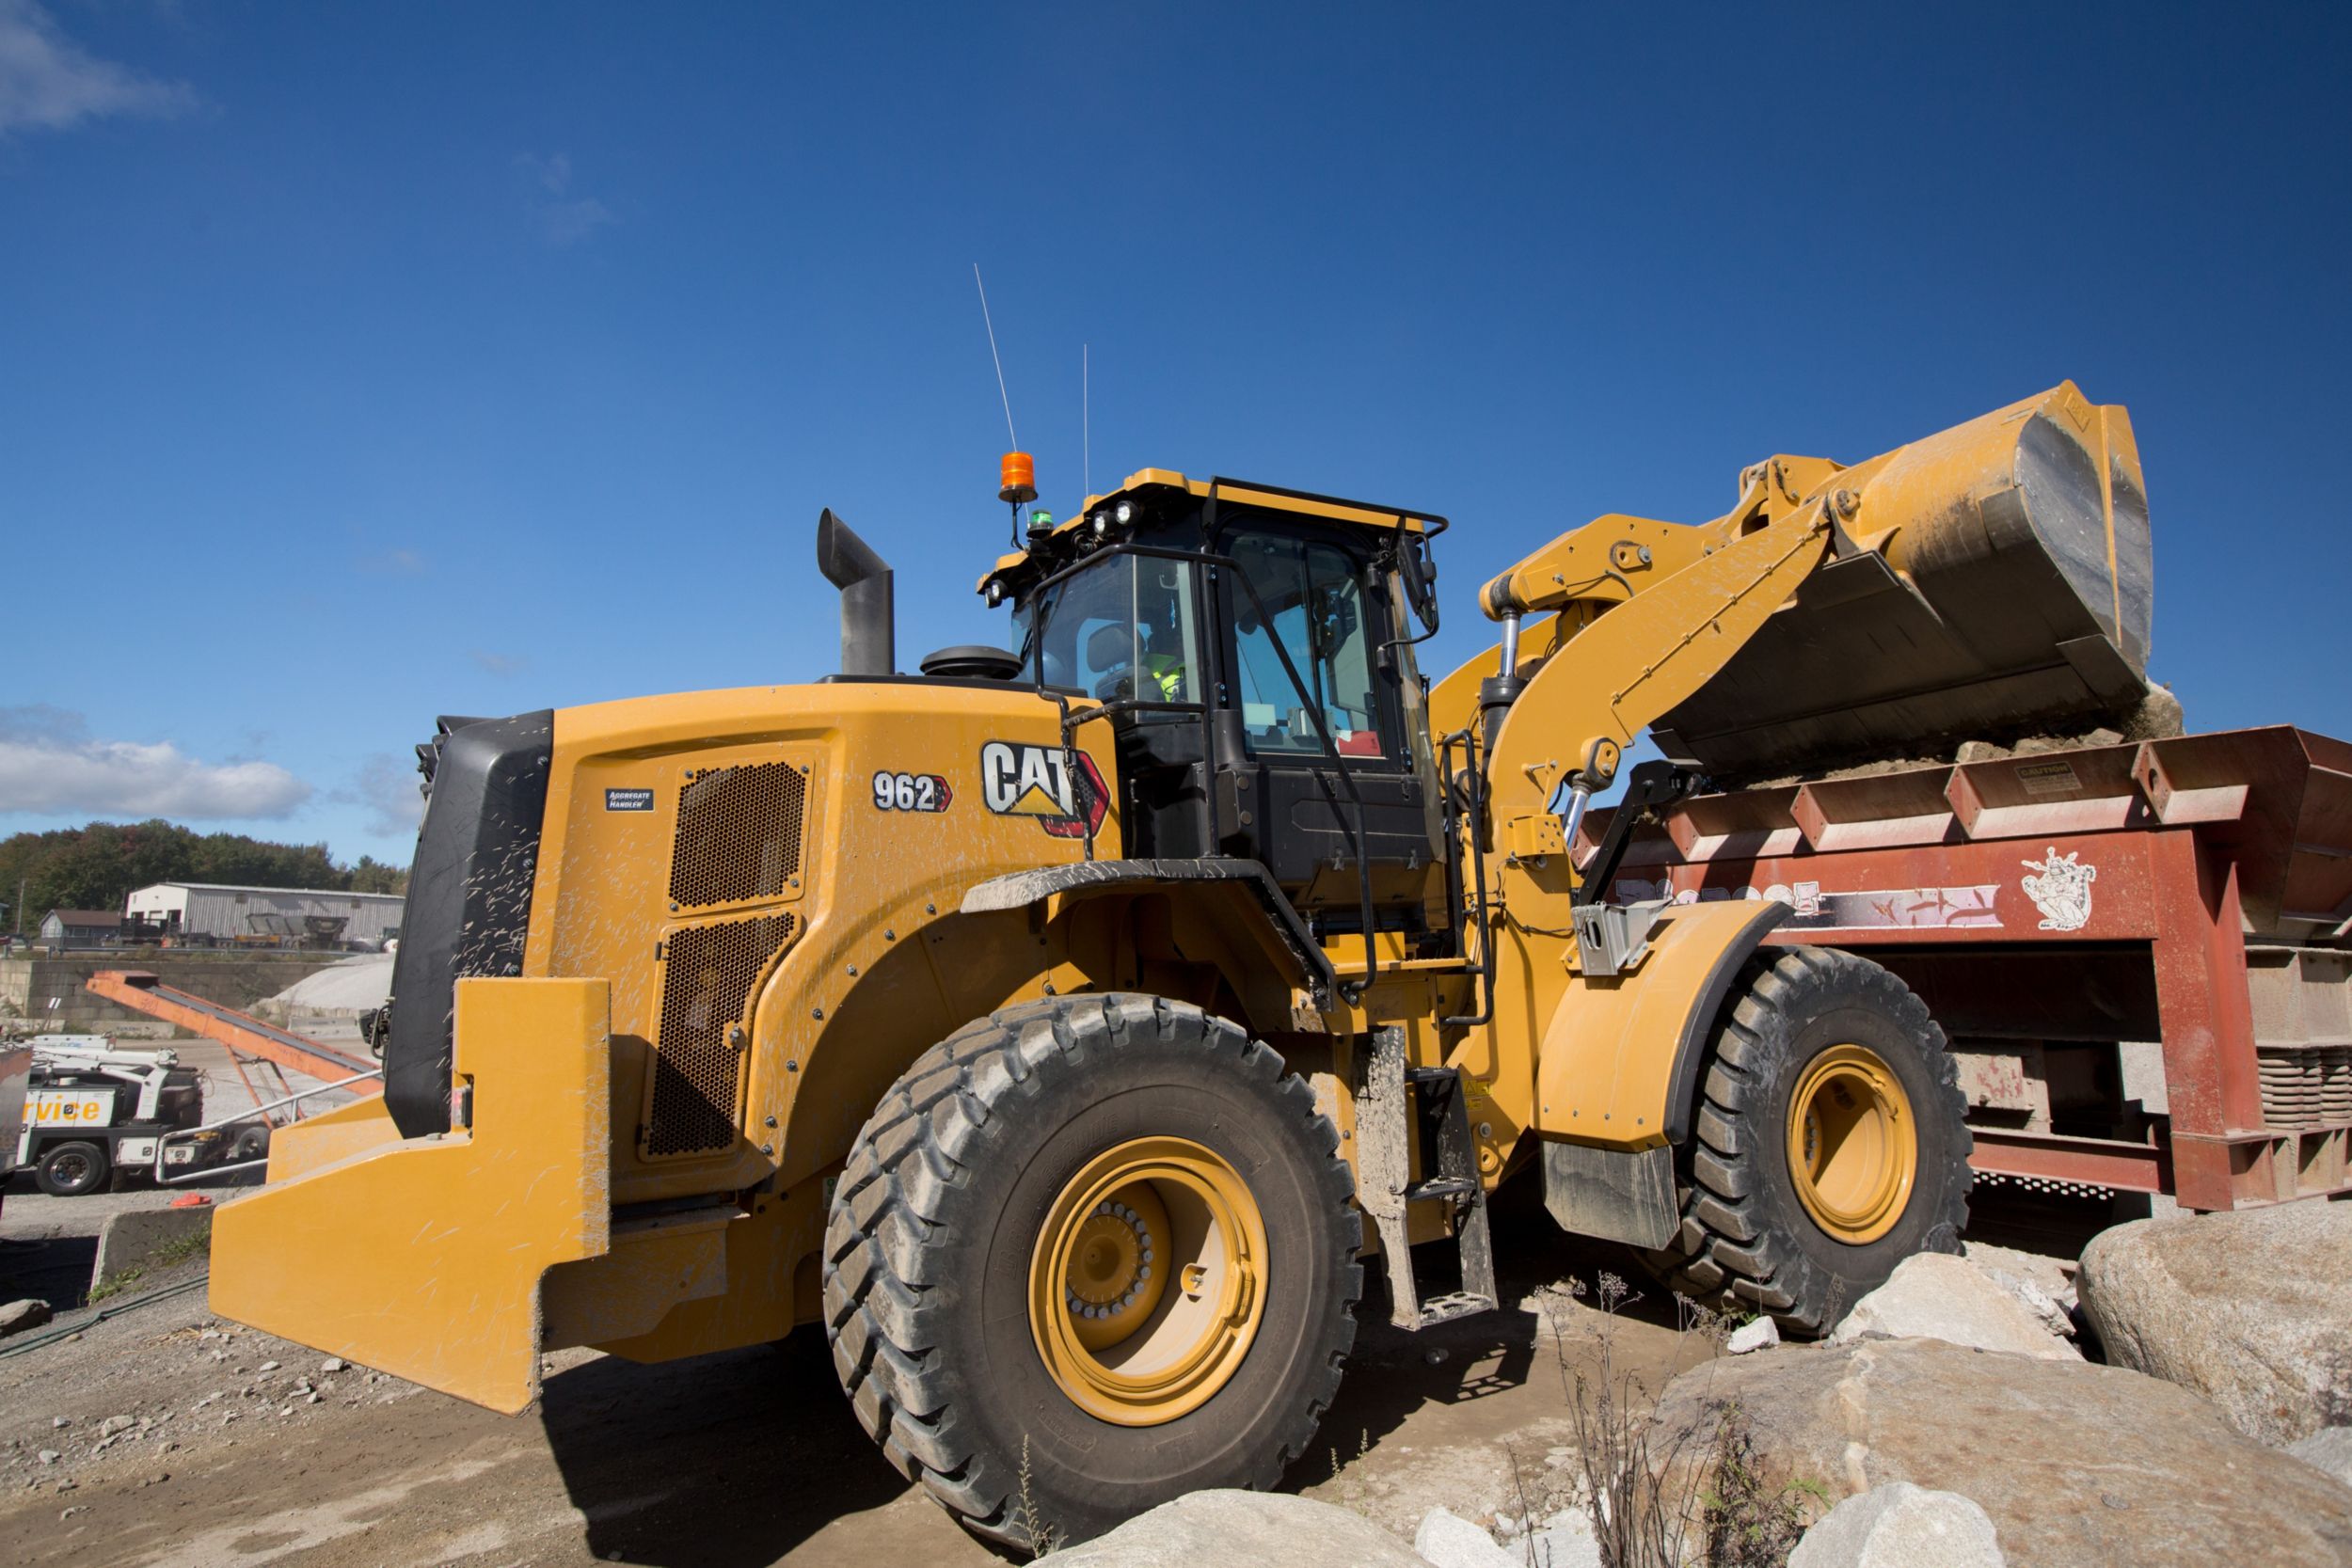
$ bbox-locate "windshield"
[1019,554,1202,711]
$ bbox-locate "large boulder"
[1048,1490,1430,1567]
[1829,1254,2078,1360]
[2077,1200,2352,1444]
[1648,1338,2352,1565]
[1788,1481,2005,1567]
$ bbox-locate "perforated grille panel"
[645,912,795,1156]
[670,761,806,909]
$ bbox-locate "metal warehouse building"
[124,882,406,947]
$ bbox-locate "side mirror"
[1395,526,1439,635]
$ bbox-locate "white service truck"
[13,1037,262,1196]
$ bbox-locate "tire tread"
[820,995,1360,1548]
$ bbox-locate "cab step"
[1354,1030,1498,1330]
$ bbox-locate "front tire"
[36,1140,111,1197]
[1640,946,1972,1333]
[822,995,1360,1549]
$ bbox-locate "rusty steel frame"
[1586,726,2352,1212]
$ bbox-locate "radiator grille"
[645,912,795,1156]
[2258,1045,2352,1131]
[670,761,806,909]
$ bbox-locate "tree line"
[0,821,408,932]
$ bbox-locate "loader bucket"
[1651,383,2156,781]
[209,977,612,1414]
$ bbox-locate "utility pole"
[13,876,23,937]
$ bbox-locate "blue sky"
[5,3,2348,865]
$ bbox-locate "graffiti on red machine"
[1611,877,2006,930]
[2020,846,2096,931]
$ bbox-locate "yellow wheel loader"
[213,383,2156,1547]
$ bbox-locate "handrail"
[153,1067,384,1185]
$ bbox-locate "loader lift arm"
[1475,488,1836,884]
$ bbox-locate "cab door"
[1214,521,1440,918]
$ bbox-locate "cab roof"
[977,467,1445,597]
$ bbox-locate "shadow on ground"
[540,1323,998,1567]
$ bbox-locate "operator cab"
[982,471,1450,942]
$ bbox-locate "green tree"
[349,856,409,895]
[0,822,409,928]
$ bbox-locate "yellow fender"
[211,977,612,1414]
[1533,899,1791,1148]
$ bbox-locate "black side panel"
[384,711,554,1137]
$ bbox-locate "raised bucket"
[1650,383,2158,781]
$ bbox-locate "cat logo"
[979,741,1108,839]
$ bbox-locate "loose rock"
[1649,1337,2352,1565]
[1829,1254,2077,1360]
[38,1450,60,1465]
[97,1416,134,1437]
[1728,1316,1782,1354]
[1788,1481,2004,1566]
[1,1299,54,1336]
[1415,1505,1519,1568]
[2078,1201,2352,1445]
[1529,1506,1602,1568]
[1047,1489,1429,1566]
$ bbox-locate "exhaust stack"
[817,508,896,677]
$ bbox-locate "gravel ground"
[0,1166,2095,1566]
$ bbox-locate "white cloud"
[0,705,310,819]
[0,0,198,135]
[513,150,616,246]
[356,753,424,836]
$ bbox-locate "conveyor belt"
[84,970,381,1093]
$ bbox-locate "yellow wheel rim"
[1028,1135,1267,1427]
[1787,1044,1916,1245]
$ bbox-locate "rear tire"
[36,1140,110,1198]
[1638,946,1971,1333]
[822,994,1360,1549]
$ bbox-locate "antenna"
[1083,342,1090,497]
[973,263,1017,449]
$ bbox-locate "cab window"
[1020,554,1201,718]
[1225,531,1387,759]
